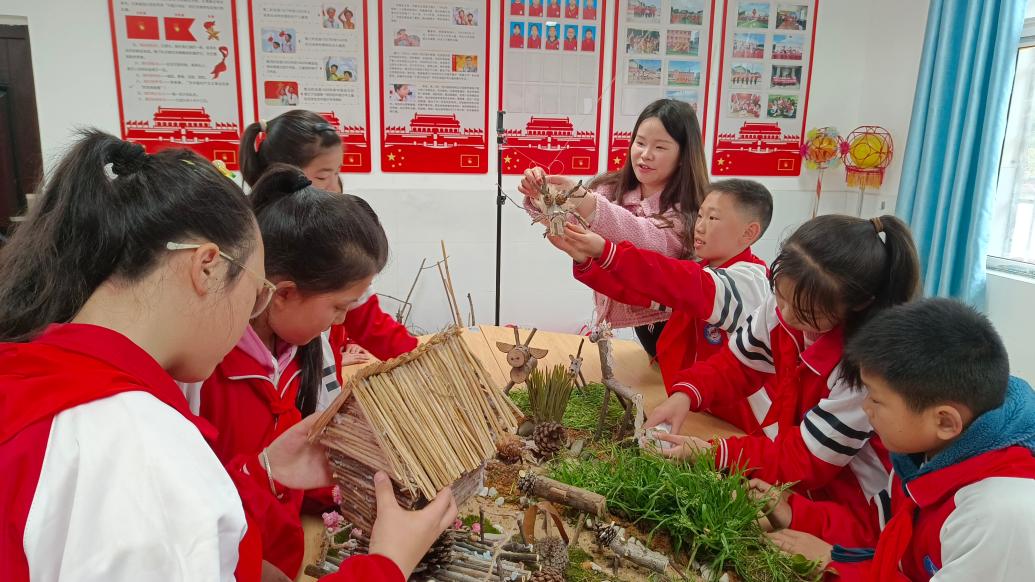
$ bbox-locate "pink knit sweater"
[525,183,689,328]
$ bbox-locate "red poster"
[498,0,608,176]
[710,0,819,176]
[248,1,373,172]
[378,0,491,173]
[606,0,716,172]
[108,0,244,168]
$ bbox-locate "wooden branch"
[518,471,607,517]
[441,240,464,326]
[601,526,669,574]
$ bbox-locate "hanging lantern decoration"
[843,124,893,199]
[799,127,847,218]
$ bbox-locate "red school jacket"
[826,446,1035,581]
[671,295,892,547]
[574,240,771,433]
[0,324,402,582]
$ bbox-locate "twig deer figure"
[532,179,590,237]
[590,322,638,441]
[497,327,549,394]
[568,337,588,391]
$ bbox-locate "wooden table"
[297,325,741,581]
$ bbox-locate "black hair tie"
[293,175,313,192]
[109,141,148,176]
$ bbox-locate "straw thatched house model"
[310,326,520,532]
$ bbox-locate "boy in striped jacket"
[549,179,774,433]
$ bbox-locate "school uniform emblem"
[704,323,723,345]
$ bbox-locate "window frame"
[989,16,1035,278]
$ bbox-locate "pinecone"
[517,470,538,495]
[496,434,525,464]
[533,421,567,457]
[536,536,569,572]
[595,524,619,548]
[529,567,566,582]
[417,530,454,572]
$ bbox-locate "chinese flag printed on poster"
[109,0,244,168]
[710,0,818,176]
[125,16,160,40]
[379,0,490,173]
[498,0,608,176]
[247,0,373,172]
[606,0,716,172]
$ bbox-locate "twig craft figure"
[567,337,588,390]
[531,179,590,237]
[309,327,520,533]
[589,322,638,440]
[498,327,549,394]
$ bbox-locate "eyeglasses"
[165,242,277,319]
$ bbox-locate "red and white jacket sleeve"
[342,293,418,361]
[667,297,777,405]
[578,240,768,330]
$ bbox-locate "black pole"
[495,110,506,326]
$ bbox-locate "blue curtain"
[897,0,1026,307]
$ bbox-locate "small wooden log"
[605,529,669,574]
[519,471,608,517]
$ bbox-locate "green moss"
[460,513,501,535]
[565,546,610,582]
[547,446,822,582]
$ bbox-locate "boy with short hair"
[549,179,774,434]
[762,298,1035,580]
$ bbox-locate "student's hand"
[342,344,372,366]
[560,223,606,259]
[655,433,711,460]
[748,479,793,531]
[369,471,458,578]
[766,529,832,569]
[265,413,333,490]
[261,561,292,582]
[547,233,590,263]
[644,392,692,433]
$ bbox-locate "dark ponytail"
[239,110,342,186]
[0,129,255,342]
[250,164,389,415]
[769,214,921,337]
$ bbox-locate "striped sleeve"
[727,295,779,374]
[800,367,874,468]
[704,262,769,333]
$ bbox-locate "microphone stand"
[494,110,506,326]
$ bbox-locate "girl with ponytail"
[190,163,408,579]
[645,214,922,549]
[240,110,418,370]
[0,133,455,582]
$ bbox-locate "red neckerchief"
[0,323,217,443]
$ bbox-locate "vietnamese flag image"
[125,15,160,40]
[164,17,196,42]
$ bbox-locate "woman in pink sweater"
[520,99,709,356]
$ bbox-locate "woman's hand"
[518,168,577,199]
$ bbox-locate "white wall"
[0,0,933,334]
